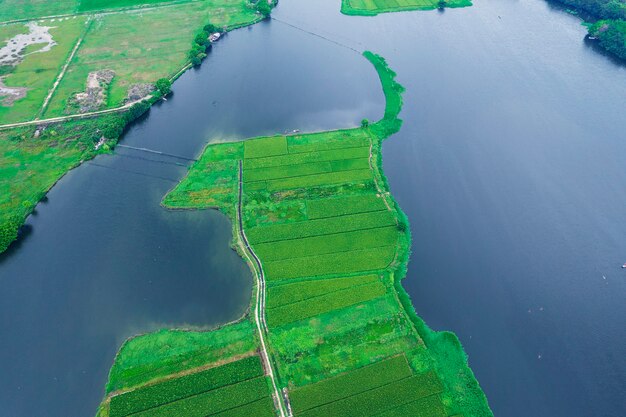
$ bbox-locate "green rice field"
[341,0,472,16]
[106,355,274,417]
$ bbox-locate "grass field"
[0,17,87,124]
[44,0,260,117]
[341,0,472,15]
[0,0,261,124]
[161,51,493,417]
[0,0,201,22]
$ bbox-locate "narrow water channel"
[1,0,625,416]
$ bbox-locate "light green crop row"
[289,355,413,412]
[109,356,263,416]
[253,226,398,261]
[267,274,379,308]
[267,280,387,327]
[243,147,369,170]
[264,246,397,281]
[128,376,270,417]
[306,193,388,219]
[297,372,443,417]
[246,210,397,244]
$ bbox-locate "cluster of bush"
[255,0,272,17]
[590,19,626,59]
[189,23,222,66]
[0,217,20,253]
[557,0,626,20]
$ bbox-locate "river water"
[1,0,625,416]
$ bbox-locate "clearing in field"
[341,0,472,16]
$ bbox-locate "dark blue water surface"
[1,0,625,416]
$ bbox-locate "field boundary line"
[37,17,92,119]
[106,351,257,400]
[268,283,385,315]
[246,167,371,183]
[0,97,149,130]
[248,222,396,245]
[262,243,396,263]
[236,160,291,417]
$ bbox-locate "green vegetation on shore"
[99,51,491,417]
[0,102,150,252]
[550,0,626,60]
[589,19,626,59]
[341,0,471,16]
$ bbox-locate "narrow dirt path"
[37,18,91,119]
[237,160,291,417]
[0,97,149,130]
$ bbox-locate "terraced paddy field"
[341,0,471,16]
[107,51,491,417]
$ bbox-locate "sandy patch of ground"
[72,69,115,113]
[126,83,154,102]
[0,22,57,66]
[0,76,27,106]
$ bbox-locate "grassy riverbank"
[98,51,491,417]
[341,0,471,16]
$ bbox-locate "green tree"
[155,78,172,96]
[203,23,219,33]
[361,119,370,128]
[256,1,272,17]
[0,219,19,253]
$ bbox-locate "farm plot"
[105,320,257,393]
[160,51,493,417]
[107,355,273,417]
[44,0,259,117]
[288,354,446,417]
[0,17,87,124]
[341,0,472,15]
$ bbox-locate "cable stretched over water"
[117,144,197,161]
[87,161,179,183]
[270,17,362,54]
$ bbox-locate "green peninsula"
[97,51,492,417]
[341,0,471,16]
